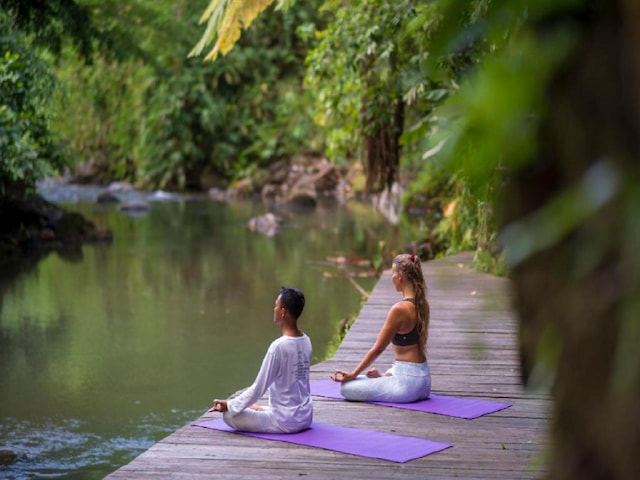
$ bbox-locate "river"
[0,184,417,479]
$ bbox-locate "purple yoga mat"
[193,418,452,463]
[310,379,511,419]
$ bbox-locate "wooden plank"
[104,252,551,479]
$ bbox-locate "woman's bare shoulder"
[391,300,415,311]
[388,301,414,319]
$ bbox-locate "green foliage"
[51,0,324,189]
[430,33,576,193]
[0,14,63,193]
[1,0,324,193]
[305,0,440,167]
[407,0,579,270]
[302,0,495,259]
[0,0,96,59]
[0,0,123,196]
[52,52,152,182]
[303,0,513,259]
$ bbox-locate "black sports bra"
[392,298,419,346]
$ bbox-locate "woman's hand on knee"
[331,370,357,383]
[249,404,265,411]
[366,368,382,378]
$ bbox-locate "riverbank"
[69,155,443,257]
[0,190,113,265]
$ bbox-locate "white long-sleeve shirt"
[227,334,313,430]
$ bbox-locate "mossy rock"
[55,212,95,241]
[0,448,18,465]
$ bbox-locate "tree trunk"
[364,95,405,193]
[502,2,640,479]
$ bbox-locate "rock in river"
[248,213,281,237]
[118,201,151,216]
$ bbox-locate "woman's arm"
[331,306,404,383]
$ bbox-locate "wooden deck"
[105,252,551,479]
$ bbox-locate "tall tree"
[507,3,640,478]
[305,0,413,192]
[430,1,640,478]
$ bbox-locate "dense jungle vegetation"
[1,1,639,477]
[1,0,500,266]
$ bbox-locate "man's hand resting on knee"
[209,399,228,412]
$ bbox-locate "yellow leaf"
[200,0,228,24]
[190,0,229,57]
[240,0,272,29]
[216,1,244,57]
[202,0,275,61]
[443,199,458,218]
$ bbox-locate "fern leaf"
[198,0,277,61]
[206,0,243,59]
[275,0,296,11]
[199,0,228,24]
[189,0,230,57]
[240,0,273,30]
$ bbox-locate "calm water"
[0,185,414,479]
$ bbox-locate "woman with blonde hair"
[331,253,430,402]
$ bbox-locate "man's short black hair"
[279,287,305,319]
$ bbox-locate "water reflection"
[0,186,414,479]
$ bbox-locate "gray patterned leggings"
[340,360,431,403]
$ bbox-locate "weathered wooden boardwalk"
[106,252,551,479]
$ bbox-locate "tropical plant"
[50,0,322,189]
[0,0,122,195]
[190,0,296,61]
[0,12,63,194]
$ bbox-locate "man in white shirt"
[209,287,313,433]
